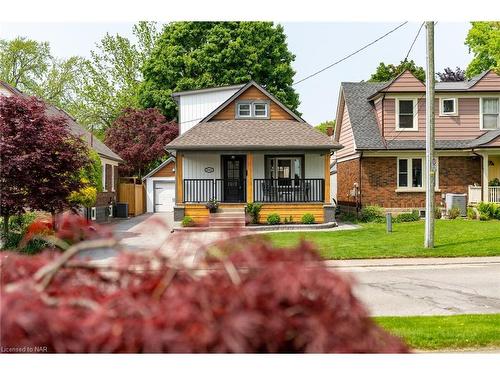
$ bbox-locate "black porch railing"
[183,179,246,203]
[253,179,324,203]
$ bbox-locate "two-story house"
[153,81,341,224]
[0,80,124,221]
[334,69,500,214]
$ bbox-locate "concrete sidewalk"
[325,256,500,269]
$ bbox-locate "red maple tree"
[104,108,178,178]
[0,95,90,233]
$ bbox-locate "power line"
[293,22,408,86]
[404,22,425,61]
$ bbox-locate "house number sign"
[204,167,214,173]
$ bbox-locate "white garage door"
[154,181,175,212]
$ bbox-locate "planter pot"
[209,208,218,213]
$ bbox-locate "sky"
[0,22,473,125]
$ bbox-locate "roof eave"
[166,145,342,151]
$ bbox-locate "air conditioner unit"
[445,193,467,216]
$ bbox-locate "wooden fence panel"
[118,182,145,216]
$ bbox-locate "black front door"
[222,155,246,202]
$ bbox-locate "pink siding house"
[334,69,500,214]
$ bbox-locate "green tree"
[140,22,300,119]
[76,21,159,133]
[0,37,81,111]
[465,22,500,78]
[315,120,335,134]
[369,59,425,82]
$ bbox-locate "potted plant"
[205,198,219,213]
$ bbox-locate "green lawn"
[376,314,500,350]
[266,220,500,259]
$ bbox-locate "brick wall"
[96,192,115,206]
[359,156,481,210]
[438,156,481,193]
[336,158,360,206]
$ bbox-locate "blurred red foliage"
[0,237,408,353]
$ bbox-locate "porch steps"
[209,208,246,229]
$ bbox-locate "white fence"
[468,185,482,205]
[489,186,500,203]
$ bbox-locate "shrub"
[0,213,52,254]
[394,210,420,223]
[467,207,477,220]
[338,211,358,223]
[480,213,490,221]
[68,181,97,208]
[434,207,443,219]
[448,207,461,219]
[301,213,315,224]
[245,203,262,224]
[360,205,384,223]
[181,216,195,227]
[266,213,281,225]
[477,202,500,220]
[0,238,409,353]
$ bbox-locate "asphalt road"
[337,261,500,316]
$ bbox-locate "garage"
[143,157,176,213]
[153,181,175,212]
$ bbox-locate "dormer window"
[237,103,251,117]
[254,103,268,117]
[236,101,269,119]
[396,98,418,131]
[440,98,457,116]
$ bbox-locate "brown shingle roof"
[166,120,342,151]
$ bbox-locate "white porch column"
[482,153,489,202]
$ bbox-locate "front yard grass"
[266,219,500,259]
[376,314,500,351]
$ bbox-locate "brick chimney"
[326,126,334,137]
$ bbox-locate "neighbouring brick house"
[333,69,500,214]
[0,81,124,221]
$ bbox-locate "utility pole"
[424,21,436,248]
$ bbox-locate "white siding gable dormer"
[177,86,242,134]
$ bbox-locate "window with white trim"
[253,103,268,117]
[481,98,499,130]
[440,98,457,116]
[396,98,418,130]
[237,103,251,117]
[398,157,423,188]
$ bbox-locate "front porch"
[468,154,500,204]
[174,151,334,223]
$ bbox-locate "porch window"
[482,98,499,130]
[398,158,423,188]
[396,98,417,130]
[237,103,251,117]
[266,156,303,180]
